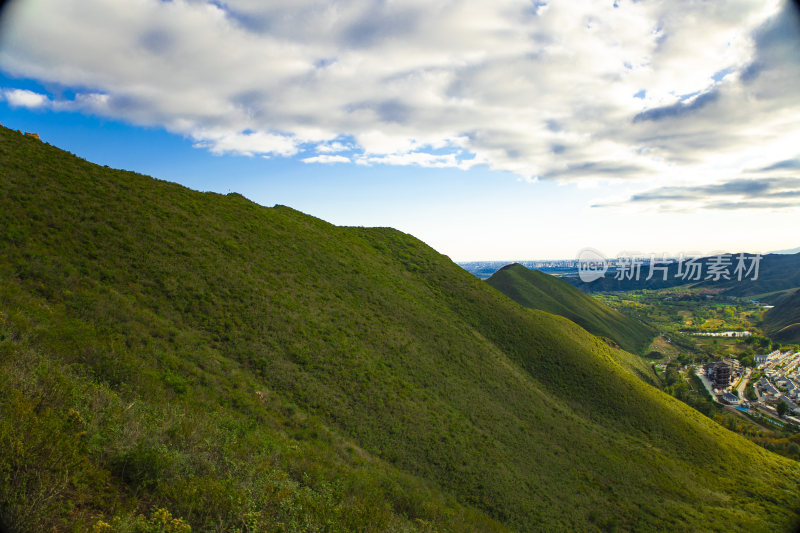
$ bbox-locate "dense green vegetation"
[763,289,800,344]
[486,264,655,354]
[596,289,762,335]
[2,126,800,532]
[595,289,777,364]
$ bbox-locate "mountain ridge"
[486,263,656,354]
[563,253,800,296]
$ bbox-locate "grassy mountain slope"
[2,126,800,532]
[751,287,800,305]
[764,289,800,344]
[487,263,655,354]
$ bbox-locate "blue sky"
[1,0,799,260]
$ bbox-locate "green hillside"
[764,289,800,344]
[487,263,656,354]
[2,126,800,532]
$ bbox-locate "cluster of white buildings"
[698,350,800,427]
[691,330,752,338]
[755,350,800,422]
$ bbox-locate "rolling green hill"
[486,263,655,354]
[2,126,800,532]
[764,289,800,344]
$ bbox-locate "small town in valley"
[697,350,800,428]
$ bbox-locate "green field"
[2,126,800,532]
[594,289,788,362]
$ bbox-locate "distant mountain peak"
[770,246,800,255]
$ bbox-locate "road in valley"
[695,366,716,398]
[735,368,751,401]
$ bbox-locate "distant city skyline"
[1,1,799,260]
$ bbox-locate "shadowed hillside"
[2,126,800,532]
[487,263,656,354]
[764,289,800,344]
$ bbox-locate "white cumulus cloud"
[0,0,798,207]
[302,154,351,164]
[2,88,49,108]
